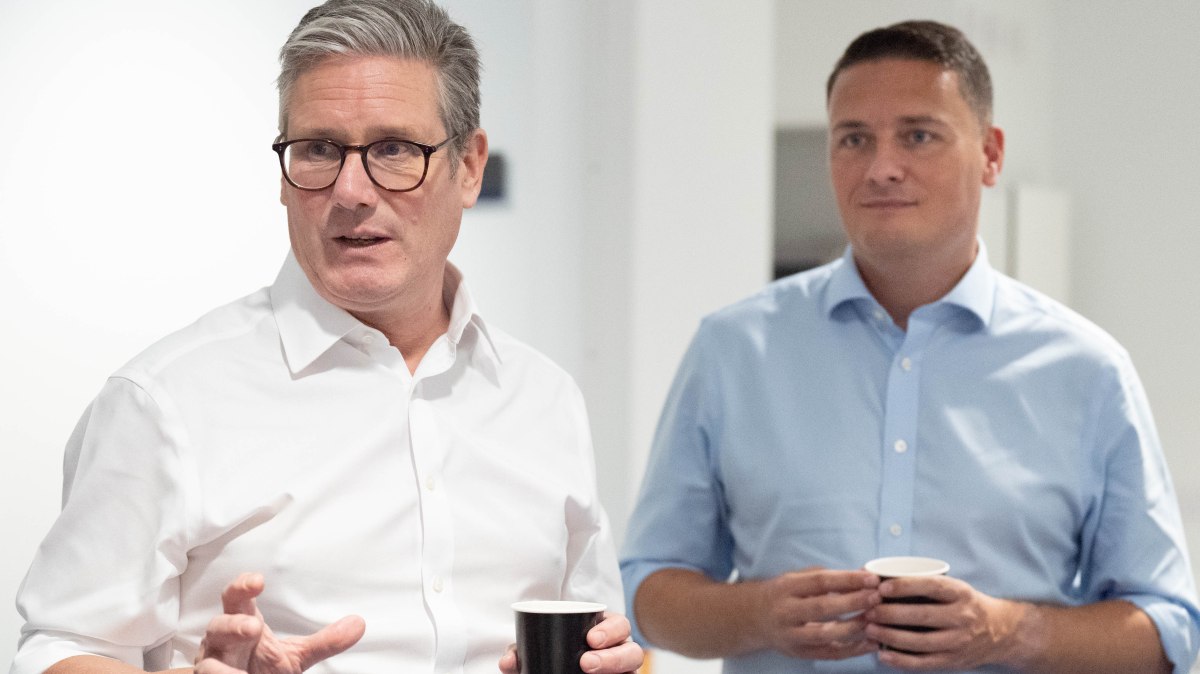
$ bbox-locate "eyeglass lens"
[282,140,427,191]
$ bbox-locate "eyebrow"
[831,120,870,133]
[831,115,950,132]
[896,115,949,127]
[289,126,429,142]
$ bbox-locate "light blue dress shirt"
[620,246,1199,674]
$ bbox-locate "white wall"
[581,4,777,673]
[586,0,776,542]
[0,1,310,666]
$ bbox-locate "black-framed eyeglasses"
[271,136,456,192]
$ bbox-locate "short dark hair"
[826,20,993,127]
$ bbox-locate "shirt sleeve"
[11,374,193,674]
[561,381,625,614]
[619,326,734,646]
[1079,356,1200,674]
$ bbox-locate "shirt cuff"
[1121,593,1200,674]
[10,630,141,674]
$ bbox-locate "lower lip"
[863,202,916,209]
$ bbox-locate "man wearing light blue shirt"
[620,20,1199,674]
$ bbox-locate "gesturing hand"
[193,573,366,674]
[756,567,882,660]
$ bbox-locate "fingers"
[221,572,266,616]
[295,614,367,670]
[867,576,971,633]
[756,569,885,659]
[877,645,953,671]
[774,616,878,660]
[586,613,632,649]
[778,587,881,626]
[878,575,964,603]
[198,612,264,670]
[781,569,880,597]
[497,644,518,674]
[865,578,1010,670]
[578,639,643,674]
[578,614,642,674]
[784,613,872,646]
[766,570,881,630]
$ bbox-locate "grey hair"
[277,0,481,163]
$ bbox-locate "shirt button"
[432,576,444,593]
[889,524,903,537]
[424,475,437,491]
[900,357,913,371]
[874,309,887,322]
[894,439,908,453]
[362,333,376,345]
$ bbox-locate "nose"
[330,149,379,210]
[865,140,905,185]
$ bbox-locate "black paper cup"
[864,556,949,653]
[512,600,605,674]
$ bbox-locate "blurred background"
[2,1,1198,672]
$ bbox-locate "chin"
[315,275,401,311]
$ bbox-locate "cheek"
[828,164,857,201]
[284,195,326,236]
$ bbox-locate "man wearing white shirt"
[10,2,642,673]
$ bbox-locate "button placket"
[408,393,467,671]
[876,321,930,557]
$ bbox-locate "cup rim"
[864,556,950,577]
[512,600,607,614]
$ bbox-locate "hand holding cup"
[863,556,949,653]
[512,600,605,674]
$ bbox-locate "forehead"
[828,58,974,128]
[286,55,443,138]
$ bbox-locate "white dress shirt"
[12,254,622,674]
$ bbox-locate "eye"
[906,129,935,145]
[372,140,420,160]
[837,132,868,149]
[300,140,338,161]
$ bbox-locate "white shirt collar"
[269,252,500,376]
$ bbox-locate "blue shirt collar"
[823,240,997,329]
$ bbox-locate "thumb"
[296,615,366,669]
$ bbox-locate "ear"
[981,126,1005,187]
[458,128,489,209]
[280,175,288,206]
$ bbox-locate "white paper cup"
[864,556,950,578]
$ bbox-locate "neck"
[353,282,452,375]
[854,242,977,330]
